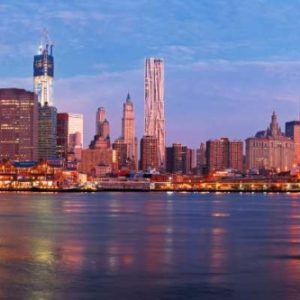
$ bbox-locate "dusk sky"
[1,0,300,147]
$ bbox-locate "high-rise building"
[112,138,128,169]
[144,58,165,169]
[166,143,193,174]
[33,31,54,106]
[140,135,159,171]
[229,141,244,171]
[92,107,110,149]
[182,146,192,174]
[0,88,38,161]
[122,93,138,168]
[96,107,106,135]
[90,107,110,149]
[57,113,83,160]
[197,143,207,174]
[246,112,294,172]
[166,143,183,173]
[285,121,300,165]
[190,149,197,170]
[38,103,57,160]
[207,138,243,173]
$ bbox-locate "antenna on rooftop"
[38,27,53,54]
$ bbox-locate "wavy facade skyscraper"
[144,58,165,169]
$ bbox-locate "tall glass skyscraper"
[33,31,54,106]
[144,58,165,169]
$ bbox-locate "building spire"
[268,111,281,137]
[126,92,132,104]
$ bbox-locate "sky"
[1,0,300,147]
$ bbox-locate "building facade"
[285,121,300,165]
[140,135,159,171]
[38,103,57,160]
[197,143,207,174]
[91,107,110,149]
[246,112,294,172]
[0,88,38,161]
[144,58,165,169]
[206,138,243,173]
[122,93,138,169]
[79,148,117,176]
[57,113,83,160]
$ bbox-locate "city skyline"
[2,1,300,147]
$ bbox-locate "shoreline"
[1,188,300,193]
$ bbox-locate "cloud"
[2,59,300,149]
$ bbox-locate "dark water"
[0,192,300,299]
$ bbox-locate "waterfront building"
[285,120,300,165]
[207,138,243,173]
[0,88,38,161]
[57,113,83,161]
[140,135,159,171]
[79,148,118,176]
[38,103,57,160]
[144,58,165,169]
[246,112,294,173]
[229,141,244,171]
[33,31,54,106]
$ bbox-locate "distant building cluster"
[1,32,300,178]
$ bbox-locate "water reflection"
[0,192,299,299]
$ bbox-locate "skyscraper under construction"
[33,30,54,106]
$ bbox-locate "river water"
[0,192,299,299]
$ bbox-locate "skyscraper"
[90,107,110,149]
[96,107,106,136]
[38,103,57,160]
[144,58,165,169]
[33,31,54,106]
[285,121,300,165]
[0,88,38,161]
[57,113,83,160]
[122,93,137,168]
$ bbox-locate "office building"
[246,112,294,172]
[140,135,159,171]
[38,103,57,160]
[57,113,83,160]
[207,138,243,173]
[0,88,38,161]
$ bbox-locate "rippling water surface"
[0,192,300,299]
